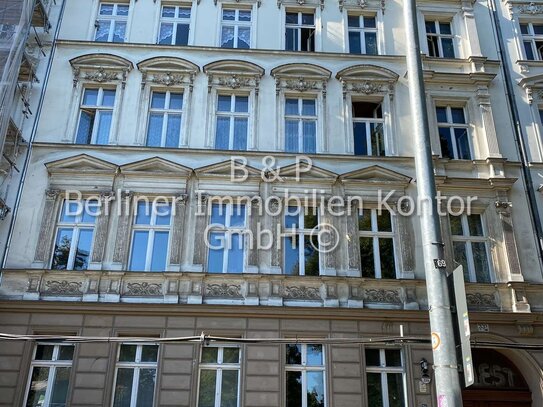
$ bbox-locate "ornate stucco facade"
[1,0,543,406]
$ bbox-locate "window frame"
[197,344,242,407]
[214,93,251,151]
[435,104,472,160]
[94,2,130,43]
[284,96,318,154]
[157,3,192,46]
[219,6,253,49]
[283,206,321,276]
[364,347,407,407]
[74,87,116,145]
[347,13,379,55]
[145,89,185,148]
[351,99,386,157]
[425,18,455,58]
[285,9,316,52]
[23,343,75,407]
[111,343,159,407]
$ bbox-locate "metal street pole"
[402,0,463,406]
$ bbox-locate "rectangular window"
[358,208,396,279]
[425,20,455,58]
[450,214,491,283]
[283,207,320,276]
[129,201,172,272]
[285,344,326,407]
[520,22,543,61]
[285,11,315,52]
[75,87,116,145]
[112,344,158,407]
[51,200,98,271]
[94,2,129,42]
[24,343,74,407]
[207,203,246,273]
[436,105,471,159]
[215,94,249,151]
[365,348,405,407]
[197,346,241,407]
[146,91,183,147]
[285,97,317,153]
[352,101,385,156]
[158,5,191,45]
[221,8,251,48]
[347,14,378,55]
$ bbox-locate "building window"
[112,344,158,407]
[365,348,405,407]
[197,346,241,407]
[75,87,116,145]
[146,91,183,147]
[425,20,454,58]
[215,94,249,150]
[347,14,378,55]
[24,344,74,407]
[450,214,491,283]
[52,200,98,271]
[158,5,191,45]
[283,207,320,276]
[285,11,315,52]
[221,8,251,49]
[285,344,326,407]
[207,203,246,273]
[94,2,129,43]
[436,105,471,159]
[358,209,396,279]
[129,201,172,271]
[520,22,543,60]
[285,97,317,153]
[352,101,385,156]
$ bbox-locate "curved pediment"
[271,63,331,79]
[70,53,133,70]
[340,165,412,187]
[336,64,399,82]
[203,60,264,76]
[137,57,199,74]
[45,154,118,174]
[120,157,192,177]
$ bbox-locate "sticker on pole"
[431,332,441,350]
[438,395,448,407]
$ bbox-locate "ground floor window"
[285,343,326,407]
[365,348,405,407]
[198,345,241,407]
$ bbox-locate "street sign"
[451,265,474,387]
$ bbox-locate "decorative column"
[89,191,114,270]
[112,192,133,268]
[169,194,188,271]
[33,189,62,267]
[346,200,361,276]
[461,0,482,57]
[398,200,416,279]
[192,194,209,268]
[270,197,282,272]
[319,198,337,276]
[247,197,261,273]
[476,86,501,158]
[495,198,523,282]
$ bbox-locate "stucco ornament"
[84,67,119,83]
[126,282,163,296]
[284,285,321,300]
[44,280,83,295]
[206,283,242,297]
[363,288,401,303]
[285,76,319,92]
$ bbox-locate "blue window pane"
[353,122,368,156]
[455,128,471,159]
[435,107,447,123]
[226,233,244,273]
[146,114,164,147]
[82,89,98,106]
[451,108,465,124]
[158,23,173,44]
[425,21,436,34]
[150,232,169,271]
[175,23,189,45]
[74,229,93,270]
[365,32,378,55]
[304,235,319,276]
[208,232,225,273]
[135,202,152,225]
[230,205,246,227]
[286,12,298,24]
[211,204,227,225]
[151,92,166,109]
[136,369,156,407]
[113,368,134,407]
[162,6,175,18]
[60,201,78,223]
[102,90,116,107]
[302,13,314,25]
[233,118,248,150]
[238,27,251,49]
[303,121,316,154]
[472,242,490,283]
[179,7,191,18]
[82,200,99,223]
[95,111,112,145]
[215,117,230,149]
[129,231,149,271]
[112,22,126,43]
[467,214,484,237]
[221,26,235,48]
[348,15,359,28]
[349,31,361,54]
[218,95,231,112]
[524,41,535,60]
[285,208,299,228]
[439,127,454,158]
[239,10,251,21]
[285,120,299,152]
[285,28,297,51]
[364,16,376,28]
[235,96,249,113]
[439,22,452,35]
[116,5,129,16]
[155,204,172,226]
[76,110,95,144]
[165,114,182,147]
[520,24,529,34]
[285,99,299,115]
[50,367,71,406]
[223,9,236,20]
[307,345,323,365]
[52,228,73,270]
[302,99,316,116]
[442,38,455,58]
[99,4,114,15]
[307,371,325,406]
[284,236,300,275]
[169,93,183,110]
[94,20,110,42]
[534,24,543,35]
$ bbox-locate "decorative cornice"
[43,280,83,295]
[125,282,163,296]
[363,289,401,303]
[338,0,385,12]
[206,283,242,297]
[466,292,497,308]
[278,0,325,10]
[284,285,321,300]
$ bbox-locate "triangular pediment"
[45,154,118,174]
[120,157,192,177]
[340,165,412,186]
[195,160,262,179]
[277,161,338,181]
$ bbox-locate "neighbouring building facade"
[0,0,543,407]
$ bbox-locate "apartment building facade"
[0,0,542,406]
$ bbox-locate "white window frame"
[207,203,247,273]
[74,87,116,145]
[23,343,75,407]
[284,96,318,154]
[111,343,159,407]
[128,201,172,271]
[450,213,492,283]
[425,19,455,58]
[436,104,471,160]
[364,348,406,407]
[215,93,250,150]
[157,3,192,45]
[197,345,241,407]
[283,207,321,276]
[285,10,316,52]
[352,99,385,156]
[358,208,397,279]
[51,200,97,270]
[146,90,184,148]
[220,6,252,48]
[347,13,379,55]
[94,2,129,43]
[519,21,543,60]
[285,343,327,407]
